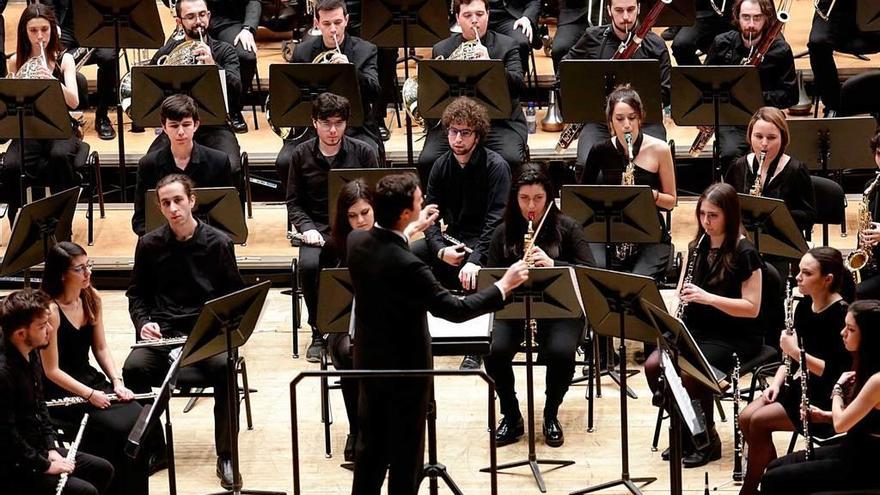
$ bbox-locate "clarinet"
[732,353,744,483]
[56,413,89,495]
[675,234,706,319]
[46,392,158,408]
[799,337,814,460]
[782,280,795,386]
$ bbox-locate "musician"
[855,131,880,300]
[145,0,244,177]
[49,0,118,140]
[0,288,114,495]
[122,175,245,490]
[670,0,733,66]
[274,0,384,183]
[417,0,527,179]
[808,0,880,117]
[560,0,671,169]
[131,94,235,236]
[760,300,880,494]
[204,0,261,133]
[40,242,151,495]
[347,172,528,494]
[580,84,676,280]
[549,0,587,70]
[0,3,81,224]
[485,164,593,448]
[704,0,797,172]
[645,183,765,468]
[737,247,851,495]
[286,93,378,362]
[723,106,816,233]
[487,0,540,72]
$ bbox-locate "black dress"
[777,298,850,436]
[45,308,149,495]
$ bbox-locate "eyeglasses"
[70,261,94,274]
[315,120,345,131]
[180,11,209,22]
[448,127,475,139]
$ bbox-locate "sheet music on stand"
[660,350,706,439]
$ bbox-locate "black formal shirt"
[0,346,57,481]
[150,36,242,104]
[562,25,672,106]
[487,214,595,267]
[206,0,261,31]
[132,142,234,236]
[424,146,511,266]
[127,221,244,336]
[285,136,379,233]
[724,155,816,231]
[705,30,798,109]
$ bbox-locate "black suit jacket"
[348,227,506,371]
[558,0,588,26]
[206,0,261,31]
[489,0,540,25]
[431,30,527,138]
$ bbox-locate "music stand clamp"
[477,267,582,493]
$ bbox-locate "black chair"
[810,176,846,247]
[173,354,255,430]
[839,70,880,123]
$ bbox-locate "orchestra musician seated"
[131,95,235,237]
[854,131,880,300]
[670,0,733,66]
[285,92,379,362]
[485,163,594,448]
[122,175,245,490]
[486,0,539,73]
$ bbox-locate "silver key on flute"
[46,392,159,408]
[130,336,188,349]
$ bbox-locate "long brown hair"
[694,183,744,284]
[41,242,98,325]
[16,3,60,72]
[747,106,790,155]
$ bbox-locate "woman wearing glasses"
[40,242,153,495]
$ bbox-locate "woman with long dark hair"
[760,300,880,494]
[485,163,594,448]
[40,242,150,495]
[737,247,852,495]
[644,182,764,467]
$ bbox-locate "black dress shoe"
[378,123,391,141]
[459,355,482,370]
[661,441,694,461]
[543,417,564,447]
[306,336,325,363]
[344,434,355,463]
[130,124,145,133]
[96,115,116,140]
[495,415,524,446]
[682,429,722,468]
[230,111,249,133]
[216,457,239,489]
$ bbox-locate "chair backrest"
[840,70,880,120]
[811,175,846,224]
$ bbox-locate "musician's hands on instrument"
[88,390,112,409]
[679,282,713,305]
[329,52,350,64]
[46,451,74,475]
[474,45,490,60]
[140,322,162,341]
[513,17,533,42]
[35,66,53,80]
[779,329,800,359]
[859,222,880,247]
[764,383,780,402]
[441,244,466,266]
[405,203,439,240]
[302,229,324,246]
[498,260,529,296]
[529,246,554,267]
[459,262,480,291]
[195,43,215,65]
[234,29,257,52]
[114,384,135,402]
[802,405,832,424]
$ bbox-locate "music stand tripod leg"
[419,384,464,495]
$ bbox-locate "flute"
[46,392,158,408]
[441,233,473,254]
[56,414,89,495]
[130,336,187,349]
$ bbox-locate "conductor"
[347,172,529,495]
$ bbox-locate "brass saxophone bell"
[540,89,564,132]
[788,70,813,117]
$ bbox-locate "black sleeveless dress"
[44,309,110,400]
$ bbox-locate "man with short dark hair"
[285,92,379,362]
[347,172,528,495]
[131,95,234,236]
[0,288,114,495]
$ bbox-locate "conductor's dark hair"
[312,92,351,122]
[155,174,196,198]
[0,288,51,346]
[452,0,487,16]
[314,0,348,18]
[373,173,420,228]
[160,94,200,125]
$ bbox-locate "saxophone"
[845,172,880,284]
[749,150,767,196]
[731,353,744,483]
[782,280,795,385]
[675,234,705,319]
[798,336,814,460]
[615,131,637,261]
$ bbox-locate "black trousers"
[23,449,114,495]
[327,332,358,436]
[373,47,399,123]
[148,125,242,175]
[49,395,149,495]
[551,21,587,70]
[575,122,667,169]
[417,123,523,184]
[122,347,237,457]
[352,377,429,495]
[489,15,533,73]
[761,444,880,494]
[671,13,731,66]
[484,318,583,420]
[808,12,880,112]
[410,238,466,291]
[1,137,80,223]
[60,28,116,116]
[298,241,339,333]
[209,22,257,115]
[857,270,880,300]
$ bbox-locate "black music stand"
[737,194,808,260]
[0,187,79,283]
[268,63,365,128]
[787,116,876,174]
[180,280,282,495]
[417,60,512,120]
[671,66,764,182]
[858,1,880,31]
[145,187,248,244]
[557,60,663,125]
[560,185,662,407]
[362,0,448,166]
[640,299,718,495]
[0,79,72,214]
[570,267,665,495]
[130,65,229,127]
[72,0,165,201]
[327,167,416,225]
[477,267,581,493]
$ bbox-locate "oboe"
[731,353,744,483]
[46,392,158,408]
[798,336,814,460]
[56,413,89,495]
[782,280,795,385]
[130,336,187,349]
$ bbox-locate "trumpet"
[749,150,767,196]
[814,0,837,21]
[46,392,158,408]
[130,336,188,349]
